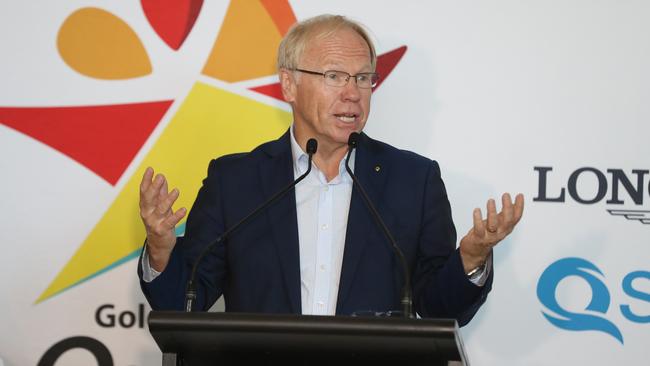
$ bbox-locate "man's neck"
[313,145,348,182]
[293,126,350,182]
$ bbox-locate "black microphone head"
[347,132,360,148]
[306,138,318,154]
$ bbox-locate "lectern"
[148,311,469,366]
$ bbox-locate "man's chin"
[334,129,360,145]
[336,123,362,136]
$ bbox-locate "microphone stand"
[184,139,318,312]
[344,133,413,318]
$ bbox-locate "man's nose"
[340,77,361,101]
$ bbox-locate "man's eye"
[357,74,369,82]
[325,72,340,80]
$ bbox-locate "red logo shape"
[141,0,203,50]
[0,101,171,185]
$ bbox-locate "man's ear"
[279,68,297,103]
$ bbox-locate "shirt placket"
[312,176,334,315]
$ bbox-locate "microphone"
[184,138,318,312]
[345,132,413,318]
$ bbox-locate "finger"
[152,173,164,190]
[473,208,485,237]
[156,188,179,215]
[158,174,169,198]
[151,174,168,209]
[144,174,165,204]
[140,171,163,211]
[157,177,171,214]
[140,167,154,194]
[163,207,187,230]
[486,199,498,233]
[501,193,514,226]
[139,168,155,209]
[513,193,525,224]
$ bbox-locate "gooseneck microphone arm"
[344,133,413,318]
[184,138,318,312]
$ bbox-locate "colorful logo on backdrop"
[0,0,407,303]
[533,167,650,224]
[537,257,650,344]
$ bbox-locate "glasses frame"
[293,68,379,89]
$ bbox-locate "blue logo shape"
[537,257,623,344]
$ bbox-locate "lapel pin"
[374,165,381,172]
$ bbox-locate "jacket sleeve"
[138,158,228,311]
[412,160,492,326]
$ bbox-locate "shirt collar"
[289,124,354,183]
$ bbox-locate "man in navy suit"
[138,15,524,326]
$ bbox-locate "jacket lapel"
[258,130,302,313]
[336,133,390,312]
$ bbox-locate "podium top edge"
[148,311,459,337]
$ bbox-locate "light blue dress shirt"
[289,128,354,315]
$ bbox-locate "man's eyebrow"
[319,63,374,73]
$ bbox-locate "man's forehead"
[301,28,371,68]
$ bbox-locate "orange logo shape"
[201,0,296,82]
[57,7,152,80]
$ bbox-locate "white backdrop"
[1,1,648,365]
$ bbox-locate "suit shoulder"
[206,152,248,174]
[207,134,285,173]
[366,136,441,172]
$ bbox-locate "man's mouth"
[334,113,358,123]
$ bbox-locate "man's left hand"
[459,193,524,273]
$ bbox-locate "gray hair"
[277,14,377,71]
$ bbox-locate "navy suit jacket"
[138,130,491,326]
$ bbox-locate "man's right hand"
[139,167,187,272]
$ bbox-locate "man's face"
[282,28,373,150]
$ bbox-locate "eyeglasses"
[294,68,379,89]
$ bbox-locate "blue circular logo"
[536,257,623,344]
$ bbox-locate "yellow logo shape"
[37,0,295,303]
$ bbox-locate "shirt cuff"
[468,251,493,287]
[141,244,162,283]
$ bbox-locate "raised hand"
[459,193,524,273]
[139,167,187,271]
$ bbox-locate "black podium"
[148,311,469,366]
